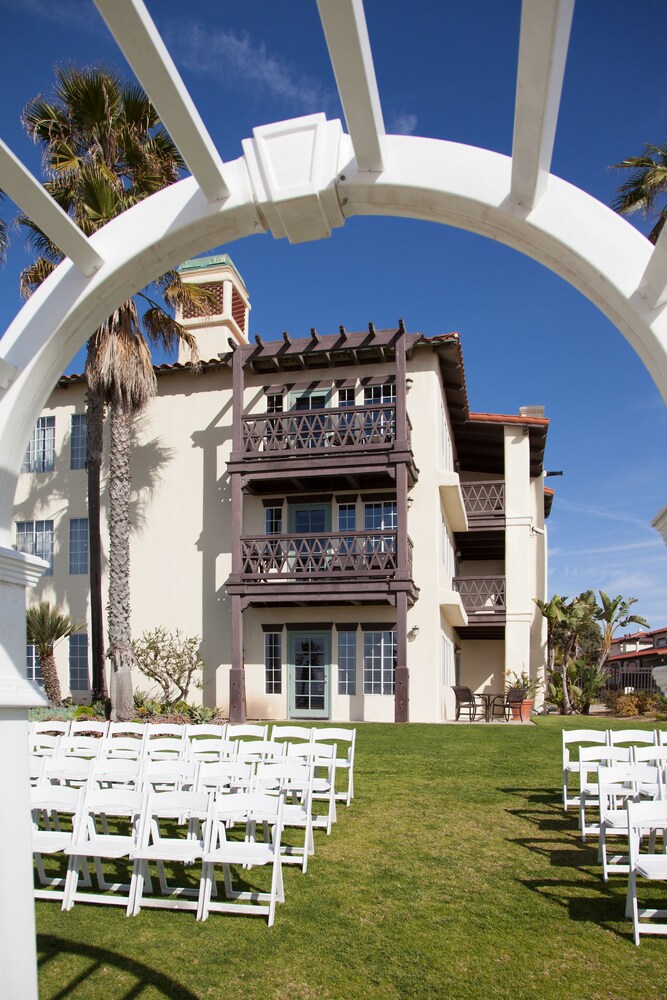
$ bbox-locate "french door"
[288,631,331,719]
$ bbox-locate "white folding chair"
[91,757,142,792]
[315,727,356,806]
[185,731,236,764]
[578,745,631,840]
[128,790,210,916]
[62,786,145,910]
[30,733,62,758]
[31,783,89,900]
[143,736,186,761]
[561,729,608,812]
[269,725,314,744]
[197,761,254,796]
[598,763,663,880]
[142,759,199,793]
[99,736,145,762]
[255,760,315,873]
[287,742,338,834]
[108,722,148,738]
[59,736,103,761]
[69,720,109,738]
[198,791,286,926]
[610,729,658,747]
[626,799,667,945]
[41,755,93,789]
[31,720,70,738]
[236,740,286,765]
[184,723,227,740]
[226,723,269,741]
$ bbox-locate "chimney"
[175,254,251,362]
[518,405,545,419]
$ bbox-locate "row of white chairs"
[562,728,667,811]
[33,770,322,925]
[30,723,356,806]
[560,728,667,944]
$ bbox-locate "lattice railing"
[460,481,505,525]
[242,404,397,455]
[241,530,412,578]
[453,576,506,615]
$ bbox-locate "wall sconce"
[407,497,414,509]
[408,625,420,639]
[405,377,414,392]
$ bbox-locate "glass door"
[288,631,331,719]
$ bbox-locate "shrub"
[615,694,640,717]
[132,628,204,706]
[29,706,77,722]
[73,705,95,718]
[188,705,218,725]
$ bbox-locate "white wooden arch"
[1,0,666,993]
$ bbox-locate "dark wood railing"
[453,575,506,619]
[242,405,402,455]
[240,530,413,579]
[460,481,505,527]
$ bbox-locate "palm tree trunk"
[39,651,62,707]
[86,386,108,702]
[107,399,134,721]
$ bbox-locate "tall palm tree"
[595,591,649,672]
[20,66,213,718]
[26,601,84,707]
[612,140,667,244]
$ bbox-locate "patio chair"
[197,790,286,926]
[562,729,609,812]
[626,799,667,945]
[62,786,145,910]
[128,790,210,916]
[315,727,356,805]
[452,686,485,722]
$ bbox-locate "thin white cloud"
[165,21,337,115]
[550,539,664,558]
[391,113,418,135]
[555,496,656,532]
[0,0,103,35]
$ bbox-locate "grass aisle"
[36,719,667,999]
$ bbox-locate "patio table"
[477,693,507,722]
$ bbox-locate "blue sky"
[0,0,665,627]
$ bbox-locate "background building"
[14,256,551,721]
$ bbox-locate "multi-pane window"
[70,413,87,470]
[266,394,283,414]
[363,630,397,695]
[16,520,54,575]
[364,501,397,531]
[69,518,89,575]
[338,387,355,407]
[69,633,89,691]
[338,504,356,532]
[26,644,42,685]
[363,384,396,406]
[265,505,283,534]
[22,416,55,473]
[264,631,282,694]
[338,630,357,695]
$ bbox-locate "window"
[442,633,454,687]
[364,501,397,531]
[363,384,396,406]
[338,630,357,695]
[363,384,395,442]
[69,518,89,574]
[264,631,282,694]
[266,394,283,414]
[70,413,87,470]
[338,503,356,532]
[363,630,396,695]
[27,644,42,685]
[16,520,54,575]
[265,505,283,535]
[22,416,55,473]
[338,387,355,407]
[69,633,89,691]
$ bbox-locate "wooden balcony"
[229,405,418,492]
[460,481,505,528]
[228,531,418,607]
[453,575,506,631]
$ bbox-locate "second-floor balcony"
[240,530,413,580]
[242,405,403,456]
[453,575,506,624]
[460,481,505,528]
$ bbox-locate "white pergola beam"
[0,139,104,276]
[93,0,230,202]
[316,0,385,171]
[639,227,667,310]
[510,0,575,209]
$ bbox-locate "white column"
[222,279,233,319]
[0,546,48,1000]
[503,428,533,684]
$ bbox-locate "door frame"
[287,629,331,719]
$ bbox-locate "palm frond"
[26,600,84,655]
[19,257,57,298]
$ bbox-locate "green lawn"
[36,718,667,999]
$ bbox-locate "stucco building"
[13,255,551,722]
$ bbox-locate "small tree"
[26,601,85,707]
[132,628,204,707]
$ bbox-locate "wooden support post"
[229,344,246,722]
[229,595,246,723]
[395,592,409,722]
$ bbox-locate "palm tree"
[26,601,84,707]
[20,67,213,718]
[612,140,667,244]
[595,591,649,672]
